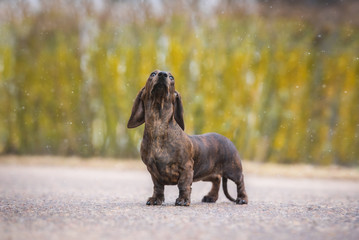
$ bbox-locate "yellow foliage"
[0,3,358,165]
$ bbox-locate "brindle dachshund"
[127,70,248,206]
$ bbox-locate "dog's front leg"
[175,162,193,206]
[146,174,165,205]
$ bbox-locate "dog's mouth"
[151,82,169,99]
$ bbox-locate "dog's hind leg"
[235,173,248,204]
[226,171,248,205]
[201,175,221,203]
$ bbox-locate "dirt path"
[0,164,358,240]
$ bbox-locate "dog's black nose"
[158,72,168,78]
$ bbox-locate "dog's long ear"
[127,87,145,128]
[174,91,185,130]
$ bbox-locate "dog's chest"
[145,148,181,185]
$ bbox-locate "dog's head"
[148,70,175,101]
[127,70,184,130]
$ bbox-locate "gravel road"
[0,164,358,240]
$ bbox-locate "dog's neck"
[143,100,175,139]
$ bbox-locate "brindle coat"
[127,70,248,206]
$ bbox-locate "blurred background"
[0,0,358,166]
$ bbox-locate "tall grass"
[0,1,358,165]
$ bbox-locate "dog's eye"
[169,76,174,80]
[150,72,156,77]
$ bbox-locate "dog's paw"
[146,197,164,206]
[175,197,190,206]
[202,195,218,203]
[235,197,248,205]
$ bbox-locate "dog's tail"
[222,177,236,202]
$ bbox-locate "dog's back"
[189,133,243,181]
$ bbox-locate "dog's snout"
[158,72,168,78]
